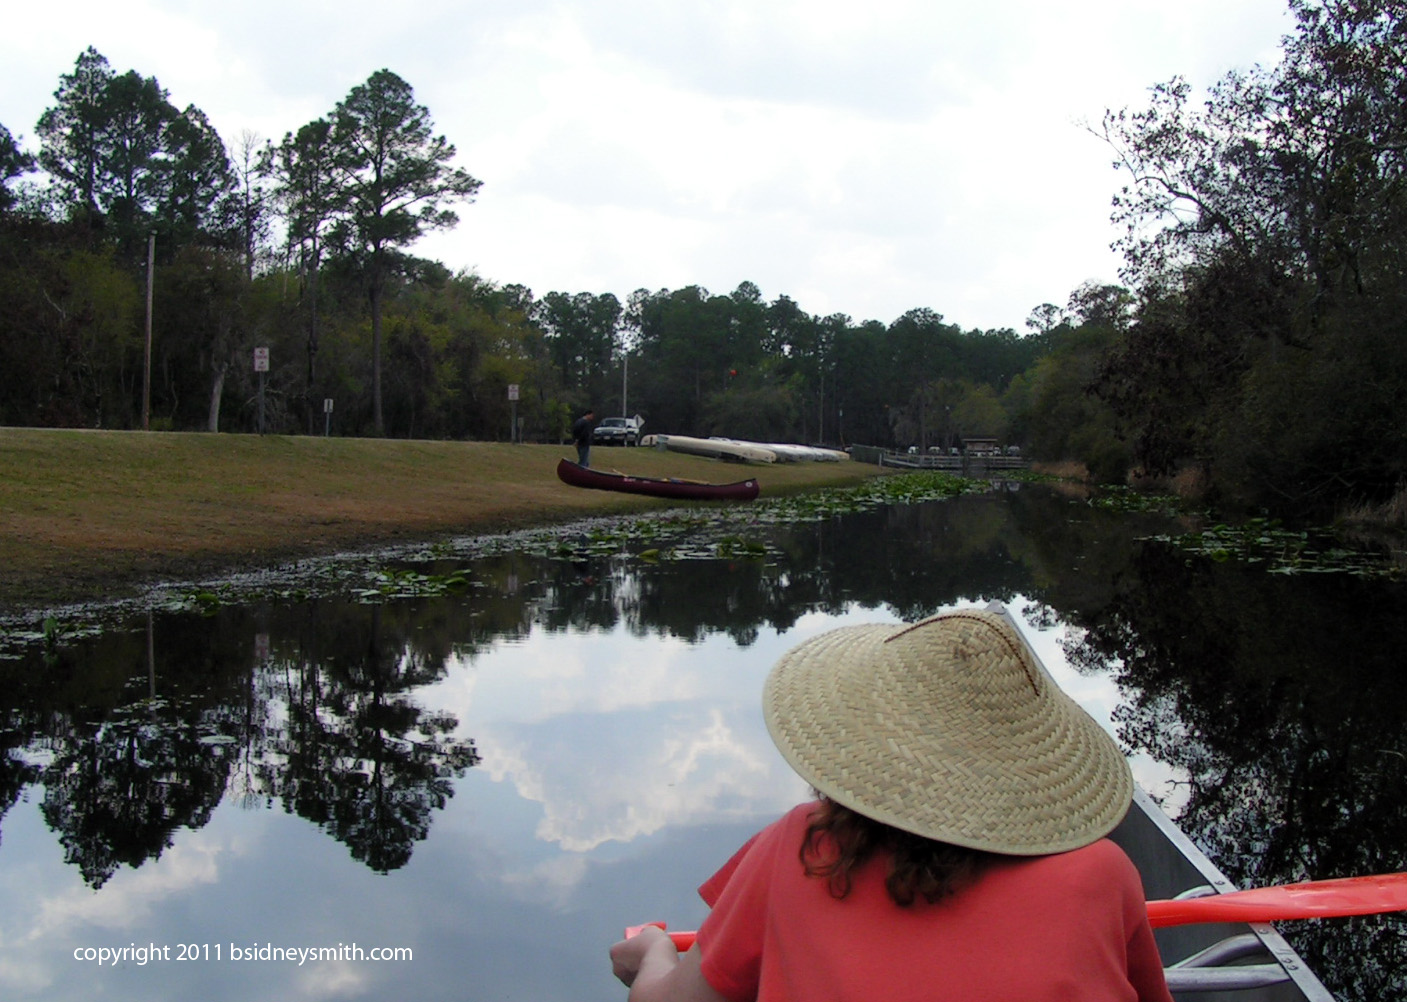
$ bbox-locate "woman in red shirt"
[610,609,1174,1002]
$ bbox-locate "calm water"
[0,485,1403,1001]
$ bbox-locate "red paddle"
[627,871,1407,948]
[623,923,696,951]
[1146,872,1407,928]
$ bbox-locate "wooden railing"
[877,451,1028,472]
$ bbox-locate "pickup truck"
[592,416,643,446]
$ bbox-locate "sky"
[1,0,1295,333]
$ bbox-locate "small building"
[961,437,1001,456]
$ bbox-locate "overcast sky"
[2,0,1294,333]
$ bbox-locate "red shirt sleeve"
[699,827,764,908]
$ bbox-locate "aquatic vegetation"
[0,615,107,660]
[714,536,768,559]
[354,567,477,602]
[1080,486,1399,577]
[1143,517,1401,579]
[314,472,990,597]
[188,590,226,614]
[0,616,89,661]
[757,471,986,523]
[1087,485,1187,516]
[12,471,1394,654]
[1001,469,1067,485]
[0,467,1077,659]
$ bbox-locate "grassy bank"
[0,428,877,613]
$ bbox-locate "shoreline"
[0,429,878,620]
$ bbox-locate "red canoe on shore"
[556,458,759,501]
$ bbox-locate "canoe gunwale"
[556,458,760,501]
[986,602,1336,1002]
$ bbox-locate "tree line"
[2,0,1403,520]
[1089,0,1407,516]
[0,47,1049,452]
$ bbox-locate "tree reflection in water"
[260,605,480,872]
[1060,543,1407,1001]
[41,712,229,888]
[1,601,481,883]
[0,485,1402,998]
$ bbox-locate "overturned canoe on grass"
[647,435,778,463]
[556,458,760,501]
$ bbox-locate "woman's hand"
[610,924,675,987]
[608,926,728,1002]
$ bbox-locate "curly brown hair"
[800,796,992,907]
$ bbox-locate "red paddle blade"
[1147,872,1407,928]
[623,923,696,951]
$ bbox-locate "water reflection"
[1060,544,1407,1001]
[0,486,1402,1000]
[3,602,482,885]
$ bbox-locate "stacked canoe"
[640,435,849,464]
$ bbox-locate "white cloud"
[26,833,227,937]
[478,704,796,852]
[0,0,1294,331]
[0,826,233,995]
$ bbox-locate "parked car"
[592,416,643,446]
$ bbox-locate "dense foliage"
[1093,0,1407,515]
[0,48,1060,454]
[2,1,1404,521]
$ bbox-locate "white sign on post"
[507,383,519,401]
[253,347,269,372]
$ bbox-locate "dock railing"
[876,450,1028,474]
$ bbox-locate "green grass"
[0,428,876,612]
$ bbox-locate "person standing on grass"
[610,609,1174,1002]
[572,410,596,467]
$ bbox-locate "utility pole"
[143,233,154,430]
[254,347,269,433]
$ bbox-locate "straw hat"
[763,609,1133,855]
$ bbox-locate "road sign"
[507,383,519,401]
[253,347,269,372]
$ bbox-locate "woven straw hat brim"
[763,611,1133,855]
